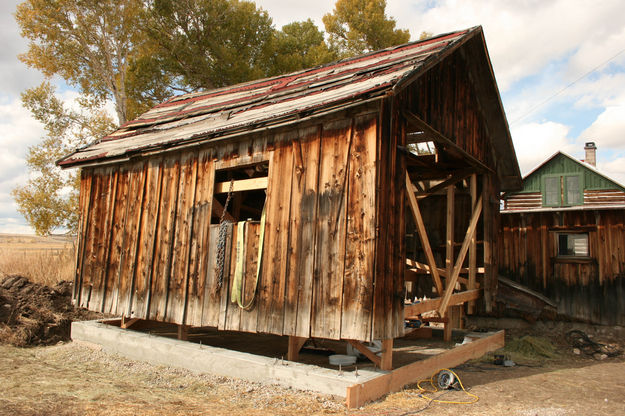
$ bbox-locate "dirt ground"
[1,330,624,416]
[1,274,624,415]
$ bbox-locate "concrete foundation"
[71,320,382,397]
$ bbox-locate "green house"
[499,144,625,325]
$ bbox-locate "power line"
[510,46,625,125]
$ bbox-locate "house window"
[557,233,589,257]
[543,174,583,207]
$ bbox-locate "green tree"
[145,0,276,91]
[12,83,115,235]
[15,0,168,124]
[270,20,337,75]
[323,0,410,58]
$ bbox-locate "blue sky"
[1,0,625,233]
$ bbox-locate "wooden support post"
[443,309,453,342]
[446,185,455,288]
[346,331,505,409]
[177,324,189,341]
[438,196,482,317]
[121,316,140,329]
[287,336,308,362]
[468,174,477,314]
[483,175,494,313]
[347,340,381,368]
[380,339,393,371]
[405,173,444,295]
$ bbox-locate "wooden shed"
[500,146,625,325]
[58,26,520,369]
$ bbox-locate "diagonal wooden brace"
[438,195,483,317]
[405,172,444,295]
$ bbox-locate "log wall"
[74,110,388,341]
[500,209,625,325]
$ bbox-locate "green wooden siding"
[516,153,624,194]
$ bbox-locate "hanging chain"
[216,178,235,289]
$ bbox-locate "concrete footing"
[71,320,381,397]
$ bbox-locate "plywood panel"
[311,120,352,339]
[238,222,261,333]
[341,115,377,340]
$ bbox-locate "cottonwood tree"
[323,0,410,58]
[145,0,276,91]
[12,83,115,235]
[270,19,337,75]
[14,0,168,234]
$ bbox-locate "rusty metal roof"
[58,27,479,168]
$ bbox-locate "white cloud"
[255,0,336,29]
[511,121,577,174]
[579,104,625,150]
[392,0,625,91]
[599,157,625,185]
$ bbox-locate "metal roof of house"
[57,27,483,168]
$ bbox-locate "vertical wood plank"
[79,169,103,309]
[186,150,215,327]
[166,152,199,324]
[257,142,294,335]
[341,115,377,340]
[103,166,130,315]
[132,158,163,318]
[74,169,93,305]
[283,129,321,338]
[116,162,147,317]
[97,169,119,313]
[310,120,352,340]
[149,156,181,321]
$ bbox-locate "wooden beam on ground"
[405,172,444,295]
[214,177,268,193]
[121,317,140,329]
[287,336,308,362]
[347,340,381,368]
[439,196,483,317]
[404,289,481,317]
[345,330,505,408]
[468,174,478,314]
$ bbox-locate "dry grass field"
[0,233,75,286]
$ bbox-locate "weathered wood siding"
[407,51,494,168]
[74,111,386,341]
[500,210,625,325]
[503,190,625,211]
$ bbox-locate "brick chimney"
[584,142,597,167]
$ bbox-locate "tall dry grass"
[0,241,76,287]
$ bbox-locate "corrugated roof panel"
[58,28,476,167]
